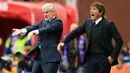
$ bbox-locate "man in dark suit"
[57,2,123,73]
[12,3,63,73]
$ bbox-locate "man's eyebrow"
[43,11,49,13]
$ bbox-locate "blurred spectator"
[18,53,31,73]
[0,37,2,46]
[15,35,27,54]
[12,52,24,70]
[60,23,86,73]
[110,51,129,73]
[4,34,29,55]
[4,35,13,55]
[8,52,15,63]
[24,40,32,56]
[122,41,130,63]
[10,36,18,54]
[0,55,18,73]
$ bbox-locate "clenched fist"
[57,42,65,52]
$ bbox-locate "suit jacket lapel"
[98,18,105,37]
[85,21,93,52]
[49,17,57,25]
[41,20,46,27]
[87,21,93,42]
[98,21,102,37]
[42,17,57,27]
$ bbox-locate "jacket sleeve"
[62,20,86,44]
[109,22,123,60]
[25,20,42,33]
[38,20,63,35]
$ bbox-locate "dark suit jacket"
[27,17,63,62]
[62,17,123,65]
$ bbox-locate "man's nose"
[44,14,46,16]
[90,10,93,13]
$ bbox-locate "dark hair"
[90,2,106,17]
[0,58,12,71]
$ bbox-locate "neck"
[94,16,102,21]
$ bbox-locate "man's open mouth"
[91,14,94,16]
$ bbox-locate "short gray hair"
[41,3,55,12]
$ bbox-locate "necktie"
[45,20,49,26]
[92,21,96,26]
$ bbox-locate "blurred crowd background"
[0,0,130,73]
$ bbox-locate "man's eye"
[46,11,49,13]
[43,12,48,14]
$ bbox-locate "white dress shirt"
[95,17,102,25]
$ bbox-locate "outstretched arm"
[37,20,63,35]
[12,20,41,39]
[57,20,87,52]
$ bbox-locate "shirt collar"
[95,17,102,25]
[49,16,56,22]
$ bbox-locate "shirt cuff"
[21,28,27,34]
[32,30,39,35]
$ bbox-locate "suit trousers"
[32,60,59,73]
[83,55,111,73]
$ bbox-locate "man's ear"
[100,11,103,16]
